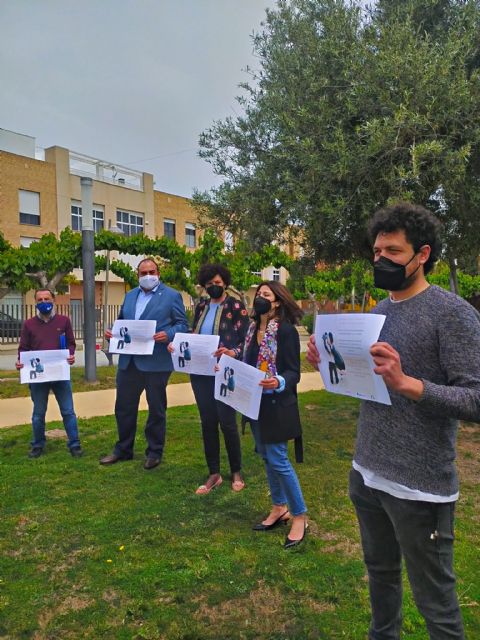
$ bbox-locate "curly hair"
[197,263,232,288]
[368,202,442,275]
[253,281,303,325]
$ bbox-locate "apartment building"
[0,128,291,317]
[0,128,202,309]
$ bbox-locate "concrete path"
[0,372,323,429]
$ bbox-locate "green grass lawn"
[0,367,190,399]
[0,356,318,399]
[0,391,479,639]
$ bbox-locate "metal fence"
[0,304,122,345]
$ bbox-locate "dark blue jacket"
[117,283,188,372]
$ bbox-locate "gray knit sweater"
[355,285,480,496]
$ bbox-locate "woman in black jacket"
[244,281,307,549]
[189,264,249,495]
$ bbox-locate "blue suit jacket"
[117,283,188,372]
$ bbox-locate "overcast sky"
[0,0,274,197]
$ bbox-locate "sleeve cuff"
[274,375,286,393]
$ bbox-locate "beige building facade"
[0,129,202,309]
[1,128,290,315]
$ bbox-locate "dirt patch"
[317,531,361,558]
[304,598,336,614]
[46,429,67,439]
[34,595,93,639]
[102,589,122,606]
[193,581,290,633]
[57,596,93,613]
[15,515,34,537]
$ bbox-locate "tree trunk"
[361,290,367,313]
[449,258,459,295]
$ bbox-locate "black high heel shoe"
[252,511,290,531]
[284,522,308,549]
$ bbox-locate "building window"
[116,210,144,236]
[164,218,176,240]
[19,190,40,225]
[272,268,280,282]
[20,237,39,248]
[185,223,196,248]
[71,203,104,232]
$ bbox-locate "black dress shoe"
[252,511,290,531]
[144,457,161,470]
[284,523,308,550]
[70,446,83,458]
[99,454,131,465]
[28,447,43,459]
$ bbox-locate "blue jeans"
[251,422,307,516]
[349,469,464,639]
[29,381,80,450]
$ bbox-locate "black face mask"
[206,284,224,299]
[373,254,419,291]
[253,296,272,316]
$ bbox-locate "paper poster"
[170,332,220,376]
[214,353,265,420]
[19,349,71,384]
[315,313,391,405]
[109,319,157,355]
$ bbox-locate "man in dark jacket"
[100,258,188,470]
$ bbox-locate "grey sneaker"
[28,447,43,459]
[70,446,83,458]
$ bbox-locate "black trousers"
[349,469,464,640]
[190,374,241,475]
[114,362,171,459]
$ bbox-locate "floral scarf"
[243,319,279,377]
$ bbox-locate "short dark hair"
[137,257,159,273]
[253,280,303,325]
[368,202,442,275]
[34,288,55,300]
[197,263,232,288]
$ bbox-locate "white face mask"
[139,275,159,291]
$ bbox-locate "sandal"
[231,478,245,492]
[195,475,223,495]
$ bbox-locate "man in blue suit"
[100,258,188,469]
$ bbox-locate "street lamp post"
[80,177,96,382]
[102,220,124,365]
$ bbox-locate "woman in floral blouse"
[189,264,249,495]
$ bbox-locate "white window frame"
[116,209,144,236]
[185,223,196,248]
[71,202,104,232]
[19,190,40,225]
[164,218,176,240]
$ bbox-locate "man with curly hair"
[308,203,480,639]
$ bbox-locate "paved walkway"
[0,372,323,429]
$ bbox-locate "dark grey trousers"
[349,469,464,640]
[190,374,241,475]
[114,363,171,459]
